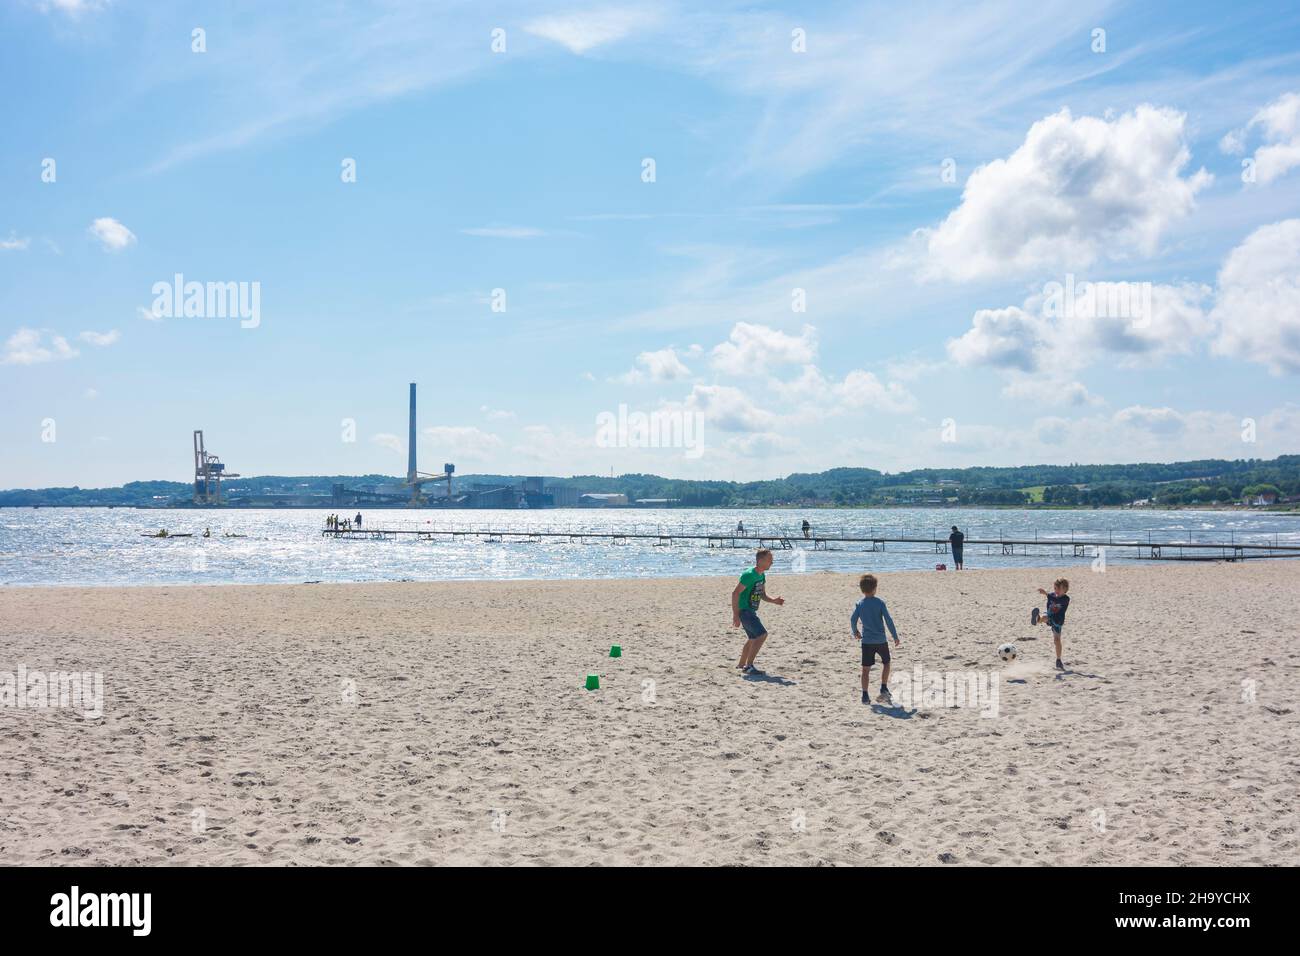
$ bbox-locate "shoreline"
[3,552,1295,591]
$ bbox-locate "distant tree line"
[3,457,1298,508]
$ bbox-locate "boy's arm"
[731,583,744,624]
[883,605,900,645]
[850,605,861,639]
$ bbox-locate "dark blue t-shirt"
[1046,592,1070,626]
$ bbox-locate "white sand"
[1,561,1296,865]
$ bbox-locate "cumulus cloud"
[1211,218,1300,374]
[682,384,777,433]
[370,433,404,454]
[1113,404,1186,436]
[615,347,693,384]
[946,306,1048,371]
[1,234,30,251]
[2,328,79,365]
[421,425,503,460]
[1223,92,1300,185]
[87,217,136,252]
[711,322,817,375]
[773,364,915,415]
[948,280,1211,374]
[78,329,120,347]
[1002,375,1102,408]
[920,106,1210,281]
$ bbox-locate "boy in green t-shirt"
[731,549,784,675]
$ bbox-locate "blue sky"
[3,0,1300,488]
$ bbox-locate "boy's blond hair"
[1054,578,1069,592]
[859,573,878,595]
[756,548,773,562]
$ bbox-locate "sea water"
[0,507,1295,587]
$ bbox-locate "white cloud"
[949,281,1212,374]
[78,329,120,347]
[460,226,546,239]
[137,306,162,323]
[480,405,516,421]
[615,347,692,384]
[38,0,109,16]
[1225,92,1300,185]
[1114,404,1186,436]
[1211,218,1300,374]
[1001,375,1102,408]
[947,306,1047,372]
[87,217,136,252]
[682,384,777,433]
[772,364,915,415]
[523,7,659,54]
[1,234,30,251]
[421,425,503,461]
[723,432,799,458]
[711,322,817,375]
[920,106,1210,280]
[370,433,404,455]
[2,328,79,365]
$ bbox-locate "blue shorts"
[738,608,766,640]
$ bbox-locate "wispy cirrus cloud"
[460,225,548,239]
[523,6,661,54]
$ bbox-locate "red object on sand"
[936,563,947,571]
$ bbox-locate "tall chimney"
[407,382,417,483]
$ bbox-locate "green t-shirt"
[738,567,765,611]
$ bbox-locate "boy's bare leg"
[1053,631,1063,660]
[747,634,767,666]
[861,665,872,692]
[737,641,751,668]
[881,661,891,687]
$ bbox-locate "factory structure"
[186,383,646,509]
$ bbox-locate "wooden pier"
[321,525,1300,562]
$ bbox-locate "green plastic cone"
[609,645,622,658]
[585,674,600,690]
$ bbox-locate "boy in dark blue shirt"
[1032,578,1071,670]
[851,573,900,704]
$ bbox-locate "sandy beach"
[1,561,1296,866]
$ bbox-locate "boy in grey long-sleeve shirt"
[851,573,901,705]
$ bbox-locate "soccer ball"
[997,643,1018,662]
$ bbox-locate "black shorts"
[862,642,890,666]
